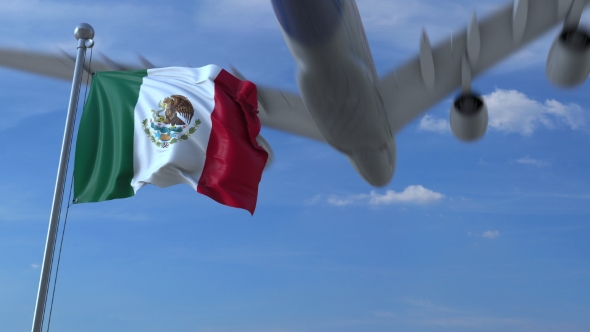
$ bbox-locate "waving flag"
[74,65,268,214]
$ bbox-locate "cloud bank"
[469,230,501,239]
[516,156,550,167]
[418,114,449,133]
[485,88,585,135]
[481,230,500,239]
[322,185,445,207]
[418,88,586,135]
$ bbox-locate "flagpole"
[31,23,94,332]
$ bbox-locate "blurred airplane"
[1,0,589,186]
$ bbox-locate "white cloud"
[0,0,174,44]
[516,156,550,167]
[31,264,40,269]
[0,0,172,25]
[356,0,492,54]
[468,230,500,239]
[418,89,586,136]
[418,115,449,133]
[323,185,444,206]
[194,0,276,31]
[481,230,500,239]
[327,197,356,206]
[484,88,586,135]
[369,185,445,205]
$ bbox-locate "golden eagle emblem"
[162,95,194,125]
[141,95,201,149]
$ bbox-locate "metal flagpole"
[31,23,94,332]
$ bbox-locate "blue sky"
[1,0,590,331]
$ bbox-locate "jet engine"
[450,93,488,142]
[546,28,590,87]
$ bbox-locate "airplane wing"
[380,0,590,134]
[255,87,325,141]
[0,47,325,142]
[0,47,147,82]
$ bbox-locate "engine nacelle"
[450,93,488,142]
[546,28,590,87]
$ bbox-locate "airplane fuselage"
[271,0,395,186]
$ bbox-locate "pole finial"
[74,23,94,40]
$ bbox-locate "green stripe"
[74,70,148,203]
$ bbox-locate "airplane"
[1,0,589,187]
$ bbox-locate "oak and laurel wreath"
[141,118,202,148]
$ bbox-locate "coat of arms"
[141,95,201,148]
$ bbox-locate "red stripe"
[197,69,268,215]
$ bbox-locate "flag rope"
[44,48,93,332]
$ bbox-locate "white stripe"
[131,65,222,192]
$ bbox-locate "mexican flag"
[74,65,268,214]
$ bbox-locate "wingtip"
[229,64,246,81]
[57,47,75,63]
[136,53,155,69]
[99,52,119,70]
[421,28,429,43]
[256,135,274,171]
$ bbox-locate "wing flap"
[256,87,325,142]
